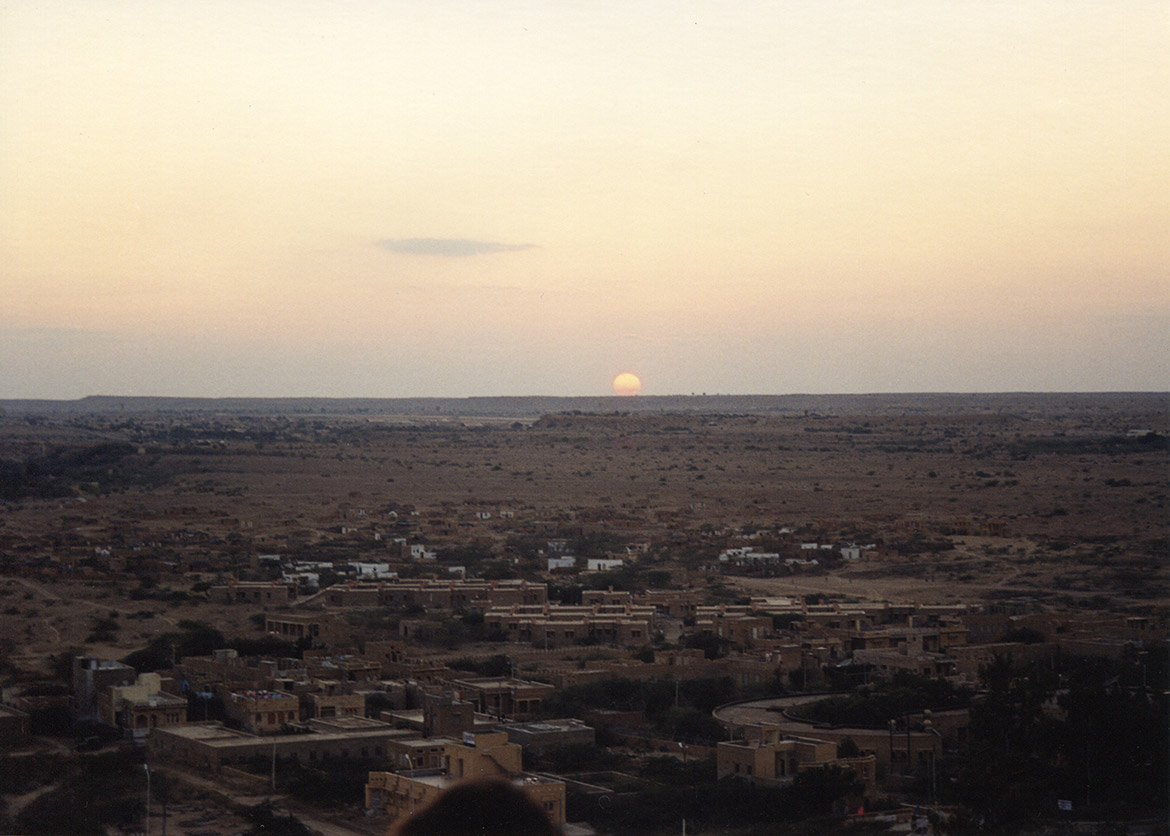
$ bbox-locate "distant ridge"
[1,392,1165,418]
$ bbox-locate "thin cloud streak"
[377,238,536,257]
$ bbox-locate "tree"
[837,737,862,759]
[682,632,727,660]
[240,802,313,836]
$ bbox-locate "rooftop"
[154,722,418,749]
[228,689,295,700]
[126,693,187,708]
[503,719,592,734]
[305,716,389,732]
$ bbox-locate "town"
[0,394,1166,836]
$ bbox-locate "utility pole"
[1086,737,1091,809]
[143,764,151,836]
[931,750,936,805]
[905,715,912,776]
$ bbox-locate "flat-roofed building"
[851,648,957,679]
[383,697,497,737]
[149,718,417,772]
[363,641,449,683]
[100,672,188,741]
[722,647,804,688]
[450,677,555,720]
[304,653,382,683]
[421,693,476,738]
[72,657,137,722]
[697,614,773,647]
[209,581,291,605]
[264,612,349,648]
[717,727,876,793]
[638,590,704,619]
[366,732,566,826]
[501,719,595,751]
[302,691,364,720]
[483,603,655,646]
[581,590,632,607]
[175,649,308,693]
[222,689,299,734]
[326,579,547,611]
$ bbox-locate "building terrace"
[149,719,418,772]
[483,603,656,646]
[325,579,547,611]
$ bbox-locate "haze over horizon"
[3,2,1167,400]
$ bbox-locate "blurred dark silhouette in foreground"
[390,778,560,836]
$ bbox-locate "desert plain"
[0,392,1166,835]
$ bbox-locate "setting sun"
[612,372,642,396]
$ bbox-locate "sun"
[612,372,643,396]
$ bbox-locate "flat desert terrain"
[0,393,1164,675]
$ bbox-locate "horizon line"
[2,391,1167,403]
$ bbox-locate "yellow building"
[366,731,566,827]
[450,677,556,720]
[99,673,188,741]
[264,612,349,648]
[222,688,299,734]
[302,690,364,720]
[717,727,877,793]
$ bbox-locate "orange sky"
[2,1,1167,397]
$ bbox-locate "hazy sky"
[2,1,1167,398]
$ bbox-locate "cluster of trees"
[244,755,387,809]
[1005,432,1166,459]
[448,653,512,677]
[795,672,972,727]
[542,677,736,744]
[0,750,144,835]
[0,441,166,501]
[122,620,301,672]
[956,651,1168,827]
[239,802,314,836]
[568,762,862,834]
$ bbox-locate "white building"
[410,544,437,561]
[586,558,624,572]
[719,547,780,563]
[354,563,397,579]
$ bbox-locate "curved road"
[714,694,834,734]
[714,694,942,753]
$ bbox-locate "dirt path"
[4,782,59,820]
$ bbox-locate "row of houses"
[483,603,657,646]
[322,578,548,610]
